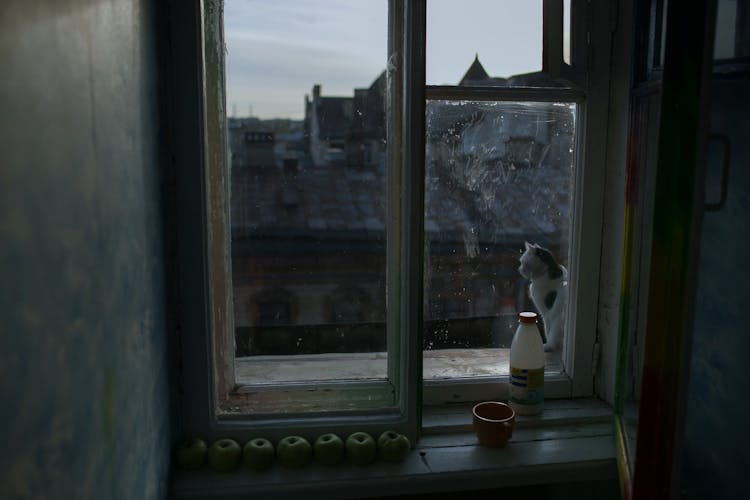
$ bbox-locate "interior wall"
[0,1,171,498]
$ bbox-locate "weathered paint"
[0,1,170,498]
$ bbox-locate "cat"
[518,242,568,352]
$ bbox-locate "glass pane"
[225,1,389,385]
[714,0,750,60]
[714,0,736,59]
[424,100,576,379]
[563,0,571,65]
[426,1,543,86]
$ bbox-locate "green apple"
[276,436,312,469]
[345,432,377,465]
[377,430,411,462]
[313,433,345,465]
[174,437,207,470]
[207,438,242,472]
[242,438,275,471]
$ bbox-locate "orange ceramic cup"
[472,401,515,448]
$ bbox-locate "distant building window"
[258,300,290,326]
[428,298,467,320]
[329,287,369,324]
[251,289,295,327]
[245,131,274,143]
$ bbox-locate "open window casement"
[613,0,718,498]
[422,0,607,405]
[176,0,423,444]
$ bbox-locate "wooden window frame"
[170,0,612,442]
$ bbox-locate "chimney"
[313,84,321,101]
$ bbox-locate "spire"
[459,54,490,85]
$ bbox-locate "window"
[422,99,575,386]
[419,0,603,405]
[713,0,750,66]
[173,0,609,441]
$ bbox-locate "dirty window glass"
[423,100,576,379]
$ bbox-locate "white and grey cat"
[518,242,568,352]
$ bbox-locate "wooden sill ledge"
[173,398,615,499]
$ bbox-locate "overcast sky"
[225,1,544,120]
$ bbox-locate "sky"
[224,0,545,120]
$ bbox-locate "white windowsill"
[173,398,615,499]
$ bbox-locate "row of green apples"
[175,431,411,471]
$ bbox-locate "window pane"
[426,0,543,86]
[563,0,571,65]
[424,100,576,379]
[714,0,750,60]
[225,1,389,385]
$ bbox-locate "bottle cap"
[518,312,538,324]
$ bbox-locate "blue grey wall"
[681,78,750,500]
[1,1,171,498]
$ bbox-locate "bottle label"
[509,366,544,406]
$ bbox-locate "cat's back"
[529,267,567,313]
